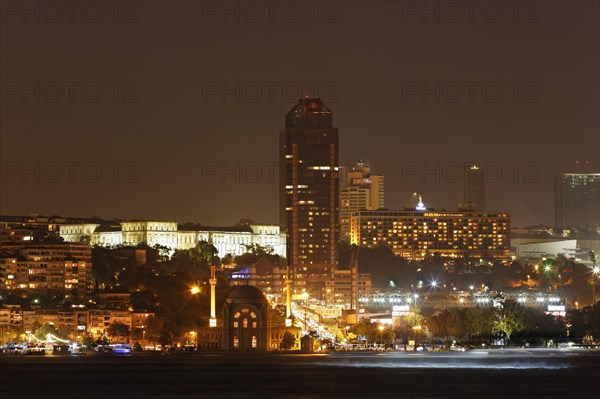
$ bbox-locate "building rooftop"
[285,97,333,129]
[178,223,253,233]
[227,285,267,303]
[95,224,122,233]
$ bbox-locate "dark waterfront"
[1,350,599,399]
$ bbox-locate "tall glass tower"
[555,173,600,230]
[458,163,485,212]
[279,97,338,300]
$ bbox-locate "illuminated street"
[290,303,336,342]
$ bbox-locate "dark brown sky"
[1,1,599,227]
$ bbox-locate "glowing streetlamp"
[378,325,384,346]
[301,292,309,302]
[190,286,201,295]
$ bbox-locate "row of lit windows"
[233,335,257,348]
[233,320,258,329]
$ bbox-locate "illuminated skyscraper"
[458,163,485,212]
[279,97,338,300]
[555,173,600,230]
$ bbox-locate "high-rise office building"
[279,97,339,300]
[339,161,384,242]
[458,163,485,211]
[554,173,600,230]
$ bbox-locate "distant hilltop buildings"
[0,215,286,258]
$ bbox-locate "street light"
[189,331,196,348]
[378,325,384,346]
[190,286,201,295]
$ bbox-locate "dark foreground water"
[1,349,599,398]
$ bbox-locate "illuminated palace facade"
[59,221,286,257]
[279,97,339,300]
[350,210,510,259]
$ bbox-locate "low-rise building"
[98,293,132,310]
[2,307,153,342]
[0,243,92,301]
[88,309,132,336]
[327,269,372,307]
[234,258,372,306]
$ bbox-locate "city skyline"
[2,2,599,228]
[2,2,600,397]
[2,161,599,229]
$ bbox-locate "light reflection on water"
[312,361,572,369]
[313,351,576,369]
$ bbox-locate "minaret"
[209,265,217,327]
[285,265,292,327]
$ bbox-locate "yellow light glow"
[190,286,201,295]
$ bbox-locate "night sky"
[1,1,598,227]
